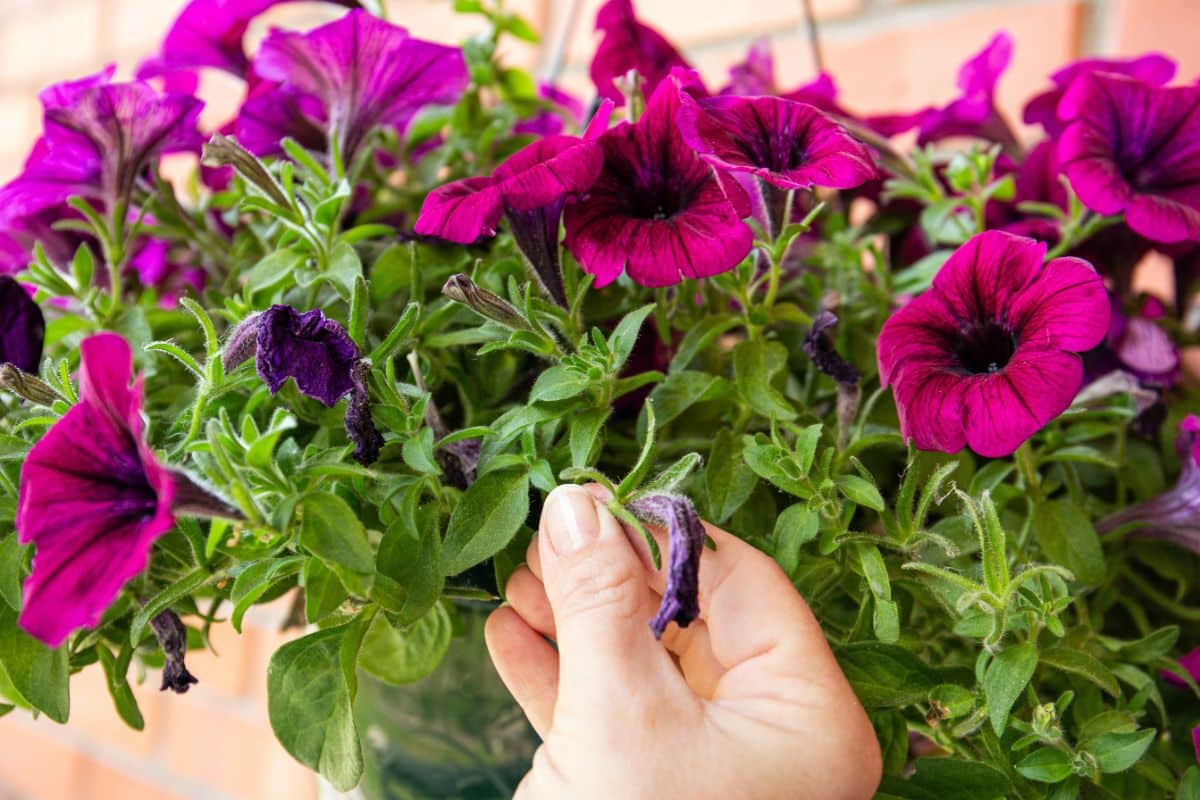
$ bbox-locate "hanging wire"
[542,0,586,83]
[799,0,826,74]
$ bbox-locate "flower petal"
[256,306,360,406]
[0,276,44,373]
[589,0,690,105]
[1010,256,1110,352]
[931,230,1045,324]
[414,177,503,244]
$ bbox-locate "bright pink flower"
[878,231,1110,457]
[590,0,691,106]
[1023,53,1176,136]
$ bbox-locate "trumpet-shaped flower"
[590,0,690,105]
[563,74,753,288]
[878,231,1110,457]
[1059,73,1200,244]
[1023,53,1176,136]
[251,10,467,160]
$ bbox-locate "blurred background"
[0,0,1197,798]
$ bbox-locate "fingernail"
[544,485,600,555]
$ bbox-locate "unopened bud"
[442,274,529,330]
[0,364,60,406]
[202,134,291,209]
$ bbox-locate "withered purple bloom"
[150,609,198,694]
[803,311,860,386]
[590,0,691,105]
[252,9,468,161]
[1059,73,1200,244]
[628,493,705,638]
[225,306,383,465]
[1097,415,1200,552]
[0,276,45,374]
[563,73,754,288]
[416,108,610,306]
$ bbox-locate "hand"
[485,484,882,800]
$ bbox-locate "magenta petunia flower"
[1097,415,1200,552]
[415,107,610,305]
[251,9,467,160]
[677,94,877,191]
[0,68,202,220]
[878,231,1110,457]
[225,306,383,464]
[590,0,691,106]
[1162,646,1200,689]
[722,36,774,97]
[1058,73,1200,244]
[1023,53,1176,136]
[1103,297,1181,388]
[627,493,704,638]
[138,0,359,79]
[563,74,753,288]
[17,334,230,646]
[514,83,585,138]
[234,74,329,157]
[0,277,45,374]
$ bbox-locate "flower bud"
[442,274,529,330]
[201,134,291,209]
[0,364,59,406]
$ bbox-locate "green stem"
[1014,441,1045,504]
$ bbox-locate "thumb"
[537,485,681,713]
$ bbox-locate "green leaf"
[358,602,453,686]
[441,468,530,576]
[1015,748,1073,783]
[835,475,885,512]
[130,567,215,646]
[373,496,444,625]
[1035,500,1105,586]
[1114,626,1179,664]
[230,557,304,632]
[648,371,729,427]
[837,643,944,709]
[303,557,349,624]
[569,408,609,468]
[530,365,588,403]
[906,757,1012,800]
[267,625,363,791]
[0,533,25,610]
[733,339,796,420]
[705,430,758,523]
[1177,766,1200,800]
[773,504,819,575]
[300,494,375,595]
[0,604,69,722]
[1089,729,1155,773]
[641,452,702,496]
[669,315,739,372]
[96,645,144,731]
[983,643,1038,735]
[742,437,808,498]
[607,304,655,371]
[1039,647,1120,698]
[617,401,656,498]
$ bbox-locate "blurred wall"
[1,0,1199,798]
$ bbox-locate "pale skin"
[484,484,883,800]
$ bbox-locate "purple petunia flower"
[563,73,753,288]
[677,94,877,192]
[1023,53,1176,136]
[0,68,202,220]
[722,36,775,97]
[1102,297,1181,388]
[514,83,585,138]
[1058,73,1200,244]
[590,0,691,106]
[225,306,383,465]
[250,9,467,161]
[0,277,45,374]
[17,334,231,646]
[138,0,359,80]
[234,74,329,157]
[627,493,705,638]
[1097,415,1200,552]
[878,230,1110,458]
[415,107,610,306]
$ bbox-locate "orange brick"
[67,664,167,759]
[180,611,252,699]
[0,718,85,800]
[75,754,193,800]
[1110,0,1200,83]
[0,0,104,84]
[107,0,187,56]
[0,92,40,180]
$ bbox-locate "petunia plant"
[0,1,1199,798]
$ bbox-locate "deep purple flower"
[225,306,383,465]
[250,10,467,161]
[878,231,1110,457]
[563,74,753,288]
[1058,73,1200,244]
[16,334,230,646]
[590,0,691,105]
[803,311,860,386]
[677,94,876,191]
[235,74,329,158]
[138,0,358,79]
[0,68,202,220]
[1097,415,1200,552]
[1102,297,1181,388]
[0,277,45,374]
[514,83,585,138]
[627,493,704,638]
[1023,54,1176,136]
[722,37,775,96]
[416,109,610,305]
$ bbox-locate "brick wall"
[1,1,1199,798]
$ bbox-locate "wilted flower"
[1059,73,1200,244]
[563,73,753,288]
[627,493,704,638]
[1023,53,1176,136]
[250,9,467,161]
[1097,415,1200,552]
[150,609,198,694]
[17,334,231,646]
[677,94,877,191]
[0,68,202,218]
[878,231,1110,457]
[225,306,383,465]
[0,276,45,374]
[415,110,610,305]
[590,0,691,105]
[803,311,860,386]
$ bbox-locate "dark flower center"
[955,322,1017,375]
[622,179,695,220]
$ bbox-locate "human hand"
[485,484,882,800]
